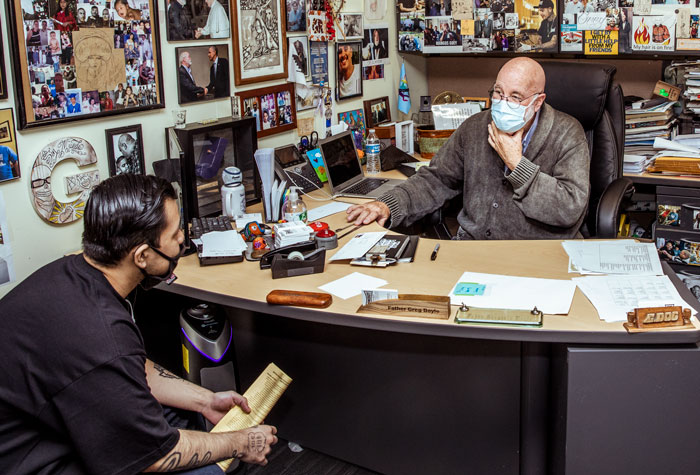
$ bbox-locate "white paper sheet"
[573,275,694,322]
[254,149,275,221]
[318,272,388,299]
[329,231,386,261]
[448,272,576,315]
[200,230,247,257]
[307,201,352,222]
[235,213,264,229]
[562,241,663,275]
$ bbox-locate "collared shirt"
[185,65,194,81]
[212,57,218,75]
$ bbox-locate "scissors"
[299,131,319,154]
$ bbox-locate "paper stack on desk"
[200,230,247,258]
[562,241,663,275]
[274,221,315,247]
[573,275,694,323]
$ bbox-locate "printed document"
[211,363,292,471]
[448,272,576,314]
[329,231,386,261]
[562,241,663,275]
[573,275,695,322]
[318,272,388,299]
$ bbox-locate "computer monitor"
[165,117,260,251]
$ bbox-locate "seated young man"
[346,57,590,240]
[0,174,277,474]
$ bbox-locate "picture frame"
[335,41,363,101]
[238,83,297,138]
[363,96,391,128]
[175,45,230,104]
[0,22,7,100]
[338,13,363,40]
[464,96,491,110]
[288,36,310,81]
[0,109,20,184]
[105,124,146,176]
[231,0,288,85]
[337,108,366,136]
[166,0,231,41]
[285,0,307,32]
[5,0,165,130]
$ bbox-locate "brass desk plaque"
[624,306,694,333]
[454,304,543,327]
[357,294,450,320]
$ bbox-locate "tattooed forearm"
[156,451,212,472]
[153,363,181,380]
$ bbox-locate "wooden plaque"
[624,306,694,333]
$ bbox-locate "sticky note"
[454,282,486,296]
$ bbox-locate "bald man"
[346,58,590,240]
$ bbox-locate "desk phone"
[274,145,323,193]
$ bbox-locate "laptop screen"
[320,132,363,189]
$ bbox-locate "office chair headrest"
[540,61,616,131]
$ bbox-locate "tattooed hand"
[238,425,278,466]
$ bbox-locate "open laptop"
[319,131,403,199]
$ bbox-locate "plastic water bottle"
[365,129,381,175]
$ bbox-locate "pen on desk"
[430,243,440,261]
[337,225,361,240]
[334,223,356,233]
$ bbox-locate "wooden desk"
[155,185,700,475]
[625,171,700,188]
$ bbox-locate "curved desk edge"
[163,281,700,346]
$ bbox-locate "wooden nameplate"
[357,294,450,320]
[623,306,695,333]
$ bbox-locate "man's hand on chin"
[346,201,390,226]
[487,121,523,171]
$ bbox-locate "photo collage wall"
[397,0,700,54]
[16,0,160,125]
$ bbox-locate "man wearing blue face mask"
[346,57,590,240]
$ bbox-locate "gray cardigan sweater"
[378,103,590,240]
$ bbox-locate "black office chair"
[540,61,633,238]
[413,61,634,240]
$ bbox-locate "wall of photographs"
[0,0,421,296]
[397,0,700,55]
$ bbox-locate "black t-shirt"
[538,15,557,45]
[0,255,179,474]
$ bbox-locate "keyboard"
[190,215,234,240]
[343,178,388,196]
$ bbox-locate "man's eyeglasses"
[489,88,541,110]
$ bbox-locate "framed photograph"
[288,36,310,81]
[364,96,391,128]
[0,22,7,100]
[338,13,363,40]
[175,45,230,104]
[464,96,491,110]
[0,109,20,184]
[231,0,287,85]
[338,108,366,135]
[296,85,318,111]
[105,124,146,176]
[5,0,165,129]
[336,41,363,101]
[238,83,297,138]
[166,0,230,41]
[285,0,306,32]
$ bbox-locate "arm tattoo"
[156,451,212,472]
[153,363,181,380]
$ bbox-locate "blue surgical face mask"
[491,95,539,133]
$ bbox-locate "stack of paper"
[573,275,693,322]
[273,221,314,247]
[562,240,663,275]
[623,154,654,173]
[200,230,247,258]
[624,100,676,147]
[254,148,287,221]
[646,137,700,175]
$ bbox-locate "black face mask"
[139,242,185,290]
